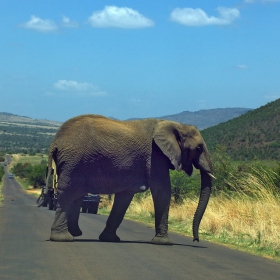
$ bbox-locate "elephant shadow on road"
[54,238,208,249]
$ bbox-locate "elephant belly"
[85,173,149,194]
[57,155,150,195]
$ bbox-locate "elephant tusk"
[208,173,216,180]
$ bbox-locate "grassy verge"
[0,181,3,205]
[0,165,4,205]
[8,153,44,196]
[99,195,280,262]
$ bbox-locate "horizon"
[0,106,254,123]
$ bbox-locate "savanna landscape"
[1,100,280,261]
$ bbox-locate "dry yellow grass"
[121,166,280,258]
[124,193,280,258]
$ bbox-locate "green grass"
[10,153,47,167]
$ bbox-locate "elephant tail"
[45,148,58,191]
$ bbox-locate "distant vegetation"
[202,99,280,161]
[0,123,58,154]
[0,108,249,154]
[0,99,279,160]
[0,151,4,184]
[11,162,46,188]
[0,151,5,162]
[157,108,251,129]
[0,165,4,183]
[9,154,48,188]
[10,155,47,188]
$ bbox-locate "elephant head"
[153,120,213,242]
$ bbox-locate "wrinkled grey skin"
[46,114,213,244]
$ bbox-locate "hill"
[0,112,61,126]
[0,108,250,154]
[0,113,61,154]
[155,108,250,129]
[201,99,280,161]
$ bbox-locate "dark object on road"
[37,184,57,210]
[81,194,101,214]
[48,188,57,211]
[37,184,48,207]
[9,173,14,179]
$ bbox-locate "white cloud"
[19,15,58,32]
[236,64,248,70]
[88,6,154,28]
[53,80,107,96]
[170,7,240,26]
[61,16,79,28]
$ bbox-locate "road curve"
[0,164,280,280]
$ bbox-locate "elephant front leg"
[99,191,134,242]
[67,197,83,237]
[150,185,173,245]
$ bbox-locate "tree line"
[11,161,47,188]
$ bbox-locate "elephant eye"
[196,145,203,153]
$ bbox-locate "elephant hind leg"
[99,191,134,242]
[67,197,83,237]
[50,207,74,242]
[50,189,80,242]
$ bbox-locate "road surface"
[0,161,280,280]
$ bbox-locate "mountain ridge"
[0,108,251,130]
[0,108,250,153]
[201,99,280,160]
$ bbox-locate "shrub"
[0,166,4,182]
[170,170,200,204]
[11,162,46,188]
[27,164,46,188]
[11,163,32,178]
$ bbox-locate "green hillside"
[202,99,280,161]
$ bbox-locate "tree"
[27,164,46,188]
[169,170,200,204]
[211,145,233,193]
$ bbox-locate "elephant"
[46,114,214,244]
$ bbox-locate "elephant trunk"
[192,170,212,242]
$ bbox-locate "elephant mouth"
[191,162,216,179]
[184,164,193,176]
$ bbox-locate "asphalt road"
[1,162,280,280]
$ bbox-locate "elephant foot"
[151,234,173,245]
[99,230,120,242]
[68,226,82,237]
[50,230,74,242]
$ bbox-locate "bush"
[27,164,46,188]
[170,170,200,204]
[11,163,33,178]
[0,166,4,182]
[211,145,236,194]
[11,162,46,188]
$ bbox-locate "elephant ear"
[153,121,182,171]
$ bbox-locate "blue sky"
[0,0,280,121]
